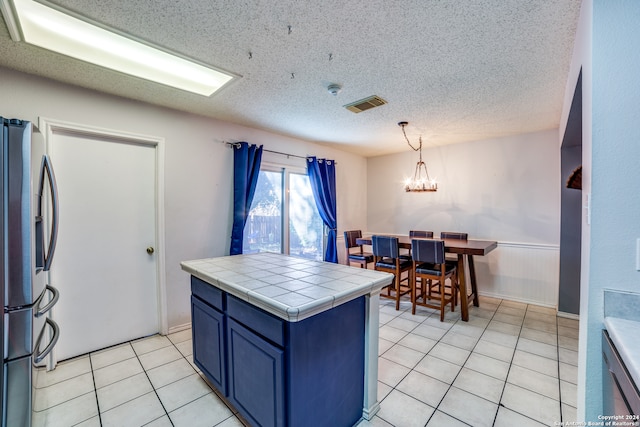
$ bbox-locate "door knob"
[146,246,155,255]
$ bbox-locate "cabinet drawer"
[191,276,224,310]
[227,295,285,347]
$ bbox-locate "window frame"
[250,161,325,259]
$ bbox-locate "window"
[243,166,324,261]
[243,170,282,254]
[289,172,324,259]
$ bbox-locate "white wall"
[367,129,561,306]
[0,66,368,330]
[582,0,640,422]
[559,0,591,421]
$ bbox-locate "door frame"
[38,117,168,342]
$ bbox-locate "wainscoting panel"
[475,242,560,307]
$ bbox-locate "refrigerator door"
[1,119,5,308]
[3,355,32,427]
[5,120,45,308]
[0,119,6,427]
[1,318,58,427]
[3,306,36,361]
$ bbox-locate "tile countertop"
[181,252,394,322]
[603,289,640,390]
[604,317,640,389]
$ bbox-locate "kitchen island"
[181,253,393,427]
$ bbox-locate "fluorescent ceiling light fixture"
[0,0,238,96]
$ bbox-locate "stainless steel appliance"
[1,117,60,427]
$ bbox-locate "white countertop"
[604,316,640,388]
[181,252,394,322]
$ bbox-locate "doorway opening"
[559,70,582,316]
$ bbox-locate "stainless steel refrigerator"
[1,117,60,426]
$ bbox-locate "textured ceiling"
[0,0,582,156]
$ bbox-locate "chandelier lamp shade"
[398,121,438,192]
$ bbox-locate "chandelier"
[398,121,438,192]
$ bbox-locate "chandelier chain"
[400,124,422,152]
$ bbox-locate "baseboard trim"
[167,322,192,335]
[556,311,580,320]
[477,291,557,309]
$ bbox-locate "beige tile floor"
[33,295,579,426]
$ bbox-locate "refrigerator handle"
[34,318,60,364]
[35,285,60,317]
[39,154,59,271]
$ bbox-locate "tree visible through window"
[289,173,324,260]
[243,170,282,254]
[243,168,324,261]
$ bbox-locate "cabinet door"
[227,318,285,427]
[191,296,226,394]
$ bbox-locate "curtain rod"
[223,141,310,161]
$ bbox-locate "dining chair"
[405,230,434,257]
[438,232,468,305]
[411,239,457,321]
[409,230,434,238]
[440,232,468,240]
[343,230,374,268]
[372,235,412,310]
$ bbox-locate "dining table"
[356,235,498,321]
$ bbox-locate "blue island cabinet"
[190,276,366,427]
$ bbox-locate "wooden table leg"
[457,254,469,321]
[467,255,480,307]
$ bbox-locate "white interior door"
[48,130,158,361]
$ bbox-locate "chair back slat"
[440,232,468,240]
[411,239,446,264]
[409,230,434,238]
[372,235,399,259]
[344,230,363,249]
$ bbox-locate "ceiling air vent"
[343,95,387,113]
